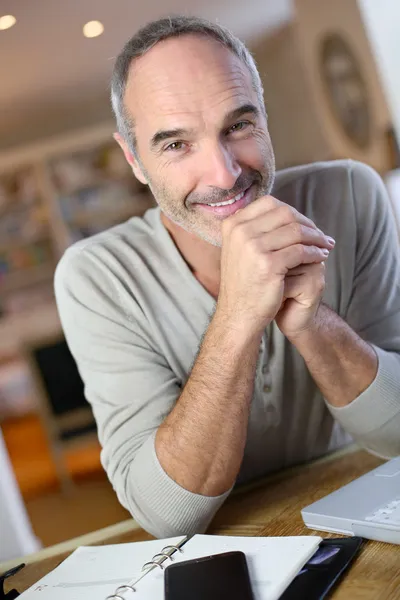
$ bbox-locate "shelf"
[0,300,61,356]
[0,263,55,295]
[0,233,51,252]
[55,177,144,198]
[67,204,147,228]
[0,127,156,362]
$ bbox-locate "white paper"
[19,534,321,600]
[136,534,321,600]
[18,536,185,599]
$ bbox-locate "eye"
[164,141,186,152]
[227,121,251,134]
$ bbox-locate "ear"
[113,133,148,185]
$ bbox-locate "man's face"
[124,34,275,246]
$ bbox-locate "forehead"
[124,34,257,137]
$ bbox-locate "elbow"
[104,431,230,539]
[355,431,400,461]
[118,480,220,539]
[129,504,211,540]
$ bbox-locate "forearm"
[288,303,378,407]
[155,310,261,496]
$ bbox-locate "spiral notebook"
[19,533,321,600]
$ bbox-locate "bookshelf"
[0,165,55,308]
[0,122,154,324]
[0,122,155,416]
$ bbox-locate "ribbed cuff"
[126,431,232,538]
[327,345,400,437]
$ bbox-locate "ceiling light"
[83,20,104,38]
[0,15,17,30]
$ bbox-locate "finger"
[233,200,324,244]
[238,194,281,218]
[257,223,333,252]
[286,262,326,277]
[283,263,325,299]
[235,195,319,231]
[252,207,319,236]
[275,244,329,272]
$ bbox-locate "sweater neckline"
[149,207,217,314]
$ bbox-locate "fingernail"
[326,236,336,246]
[322,249,330,257]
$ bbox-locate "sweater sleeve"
[54,246,230,538]
[326,161,400,458]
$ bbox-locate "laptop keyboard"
[365,497,400,526]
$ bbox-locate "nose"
[202,142,242,190]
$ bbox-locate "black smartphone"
[164,550,255,600]
[279,537,364,599]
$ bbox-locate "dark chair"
[24,334,97,492]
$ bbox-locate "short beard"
[143,161,276,247]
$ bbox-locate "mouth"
[194,185,254,218]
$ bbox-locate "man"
[55,16,400,538]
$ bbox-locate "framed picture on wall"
[319,32,372,149]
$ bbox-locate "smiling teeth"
[207,190,245,207]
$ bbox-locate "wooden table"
[4,447,400,599]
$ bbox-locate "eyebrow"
[224,103,260,125]
[150,127,192,150]
[150,103,260,151]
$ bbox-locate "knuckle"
[263,252,273,271]
[260,255,273,276]
[316,277,326,294]
[248,238,271,271]
[231,221,247,243]
[263,195,280,208]
[225,219,240,239]
[312,261,325,272]
[249,237,264,259]
[290,222,303,238]
[281,205,296,223]
[295,244,306,261]
[313,265,326,292]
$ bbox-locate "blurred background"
[0,0,399,560]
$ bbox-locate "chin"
[203,235,222,248]
[195,227,223,247]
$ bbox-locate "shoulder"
[55,207,163,290]
[273,160,387,224]
[54,211,169,346]
[274,159,382,196]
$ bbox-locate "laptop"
[301,456,400,544]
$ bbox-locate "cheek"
[152,158,197,201]
[233,136,268,170]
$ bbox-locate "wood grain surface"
[5,449,400,599]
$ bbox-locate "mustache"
[187,171,262,206]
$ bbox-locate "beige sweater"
[55,160,400,538]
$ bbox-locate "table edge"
[0,518,141,572]
[0,442,360,572]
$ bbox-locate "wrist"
[285,303,327,347]
[212,306,265,350]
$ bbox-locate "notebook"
[18,534,321,600]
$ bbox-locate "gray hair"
[111,15,264,154]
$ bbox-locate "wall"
[252,24,331,170]
[0,429,40,561]
[358,0,400,146]
[251,0,393,173]
[293,0,391,173]
[0,90,112,152]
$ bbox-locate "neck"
[161,212,221,299]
